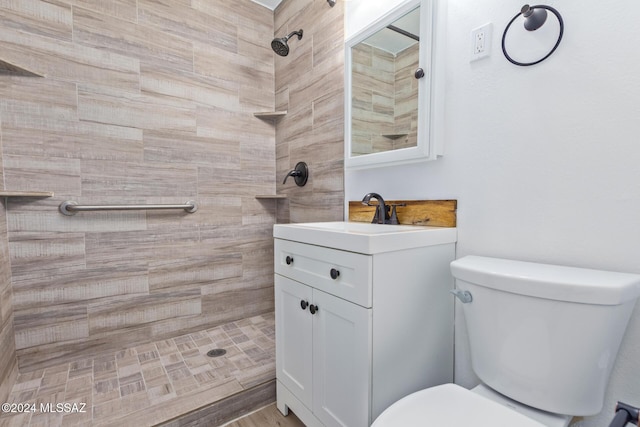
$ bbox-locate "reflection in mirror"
[351,7,420,157]
[345,0,443,170]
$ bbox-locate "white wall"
[346,1,640,425]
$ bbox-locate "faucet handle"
[390,207,398,224]
[389,204,405,225]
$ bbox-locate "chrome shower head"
[271,29,303,57]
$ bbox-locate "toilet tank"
[451,256,640,417]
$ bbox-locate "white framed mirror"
[344,0,444,170]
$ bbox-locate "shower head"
[271,29,303,57]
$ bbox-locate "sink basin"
[273,221,457,254]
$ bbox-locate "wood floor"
[225,403,305,427]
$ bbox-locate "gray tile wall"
[351,44,395,156]
[0,0,278,372]
[0,166,19,403]
[350,43,419,155]
[393,44,419,151]
[274,0,345,223]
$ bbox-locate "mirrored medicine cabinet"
[344,0,444,169]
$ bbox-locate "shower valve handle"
[282,162,309,186]
[283,169,301,183]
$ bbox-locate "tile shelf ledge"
[255,194,288,200]
[381,133,408,140]
[253,111,287,120]
[0,191,54,197]
[0,59,44,77]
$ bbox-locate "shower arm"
[286,30,303,40]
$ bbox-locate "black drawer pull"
[330,268,340,280]
[285,255,294,265]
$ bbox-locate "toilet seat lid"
[372,384,546,427]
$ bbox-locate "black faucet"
[361,193,390,224]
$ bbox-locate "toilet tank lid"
[450,256,640,305]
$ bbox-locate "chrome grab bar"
[59,200,198,216]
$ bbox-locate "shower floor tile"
[0,313,275,427]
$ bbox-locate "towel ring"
[502,4,564,67]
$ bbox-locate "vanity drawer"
[274,238,372,308]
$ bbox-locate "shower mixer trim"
[282,162,309,187]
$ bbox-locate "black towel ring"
[502,4,564,67]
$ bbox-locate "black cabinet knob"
[330,268,340,280]
[309,304,319,314]
[415,68,425,79]
[300,300,308,310]
[285,255,294,265]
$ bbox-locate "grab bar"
[59,200,198,216]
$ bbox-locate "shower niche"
[345,0,445,169]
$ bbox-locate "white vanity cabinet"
[276,273,371,427]
[274,222,457,427]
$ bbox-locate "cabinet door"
[275,275,314,409]
[312,290,372,427]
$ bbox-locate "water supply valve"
[608,401,640,427]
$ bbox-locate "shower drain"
[206,348,227,358]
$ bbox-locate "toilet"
[373,255,640,427]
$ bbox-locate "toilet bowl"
[372,384,560,427]
[372,256,640,427]
[372,383,571,427]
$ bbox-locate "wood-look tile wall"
[351,44,395,156]
[394,44,419,151]
[274,0,345,224]
[351,43,419,155]
[1,188,19,402]
[0,0,278,372]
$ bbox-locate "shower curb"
[156,380,276,427]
